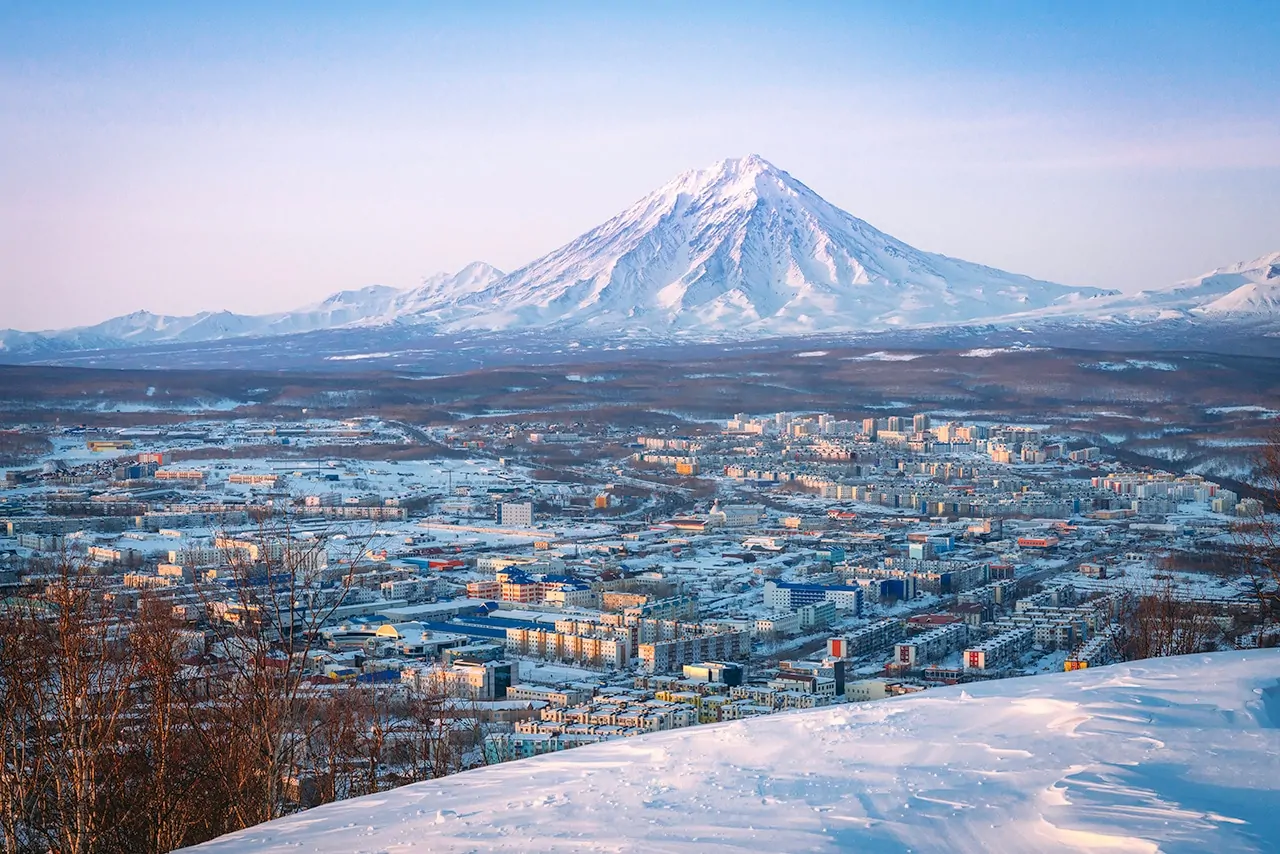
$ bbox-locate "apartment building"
[727,685,832,711]
[380,577,433,602]
[498,501,534,528]
[964,627,1034,671]
[764,580,864,614]
[637,630,750,674]
[827,618,904,659]
[755,612,802,638]
[505,627,631,669]
[797,600,837,629]
[893,623,969,669]
[507,685,594,706]
[1064,627,1120,671]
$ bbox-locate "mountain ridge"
[3,157,1276,355]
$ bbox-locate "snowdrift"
[188,649,1280,853]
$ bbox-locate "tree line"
[0,530,486,854]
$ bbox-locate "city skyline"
[3,2,1279,330]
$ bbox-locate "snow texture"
[1027,252,1280,324]
[187,649,1280,854]
[444,155,1114,335]
[0,264,505,351]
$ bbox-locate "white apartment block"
[499,502,534,528]
[505,627,630,669]
[964,627,1035,671]
[827,619,904,659]
[542,585,596,608]
[381,577,432,601]
[506,685,593,706]
[638,631,750,674]
[893,623,969,668]
[755,612,802,637]
[797,600,837,629]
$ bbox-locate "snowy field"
[188,650,1280,853]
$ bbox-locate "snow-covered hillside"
[0,264,504,353]
[449,155,1115,334]
[410,261,507,310]
[261,262,507,332]
[1188,252,1280,317]
[1065,251,1280,323]
[188,650,1280,854]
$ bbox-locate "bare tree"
[1239,427,1280,614]
[0,559,137,854]
[303,685,366,806]
[0,517,495,853]
[0,593,53,854]
[1117,579,1222,661]
[121,596,217,853]
[398,675,470,783]
[188,515,369,826]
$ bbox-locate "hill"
[187,650,1280,853]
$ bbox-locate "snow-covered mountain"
[78,309,265,344]
[447,155,1116,334]
[410,261,506,310]
[253,263,507,334]
[1049,251,1280,323]
[1158,251,1280,317]
[3,155,1277,357]
[0,309,274,353]
[0,264,504,353]
[187,650,1280,854]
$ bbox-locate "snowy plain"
[188,650,1280,854]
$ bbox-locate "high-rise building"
[913,413,931,433]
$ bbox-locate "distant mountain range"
[1092,252,1280,321]
[0,263,506,355]
[3,156,1276,356]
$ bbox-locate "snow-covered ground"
[188,650,1280,854]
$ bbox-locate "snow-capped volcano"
[2,156,1275,359]
[448,155,1116,334]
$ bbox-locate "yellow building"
[87,440,133,452]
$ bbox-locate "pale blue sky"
[2,2,1278,330]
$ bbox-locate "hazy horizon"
[3,2,1279,331]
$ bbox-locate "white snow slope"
[448,155,1116,335]
[0,264,505,352]
[188,650,1280,854]
[1054,251,1280,323]
[1177,252,1280,317]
